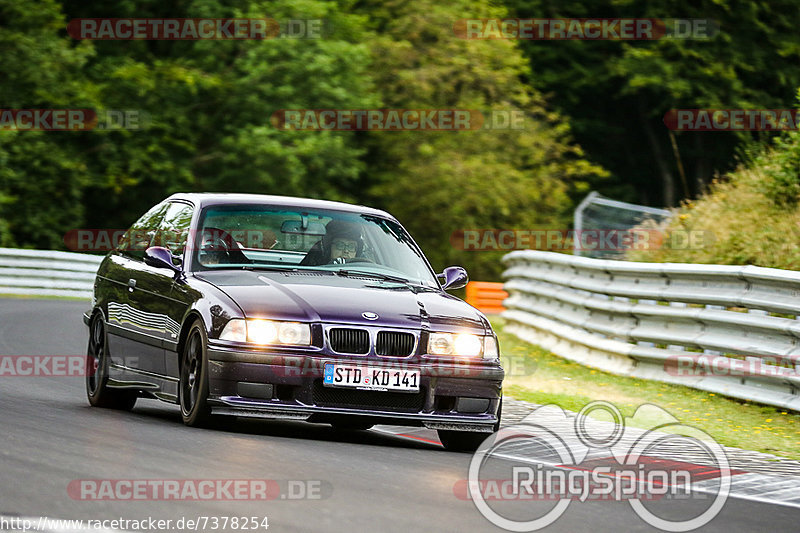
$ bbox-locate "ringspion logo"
[466,402,734,531]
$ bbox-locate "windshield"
[192,204,439,288]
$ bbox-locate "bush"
[757,132,800,208]
[626,130,800,269]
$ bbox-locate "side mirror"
[144,246,181,274]
[439,266,468,290]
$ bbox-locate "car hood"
[195,270,488,332]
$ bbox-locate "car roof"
[166,193,396,220]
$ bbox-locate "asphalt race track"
[0,298,798,532]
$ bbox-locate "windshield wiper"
[335,269,415,285]
[242,265,332,274]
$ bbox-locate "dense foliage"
[507,0,800,207]
[2,0,799,277]
[627,127,800,269]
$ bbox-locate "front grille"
[312,381,425,411]
[376,331,415,356]
[329,328,370,354]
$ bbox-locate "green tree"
[0,0,97,247]
[355,0,606,279]
[62,0,378,229]
[505,0,800,206]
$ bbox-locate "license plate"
[323,363,420,392]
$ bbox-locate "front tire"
[179,320,213,427]
[438,396,502,452]
[86,314,137,411]
[330,420,374,431]
[437,430,490,452]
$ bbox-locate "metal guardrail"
[501,250,800,411]
[5,245,800,410]
[0,247,102,299]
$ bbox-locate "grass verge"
[0,293,88,301]
[492,316,800,460]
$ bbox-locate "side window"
[118,203,170,260]
[152,202,194,261]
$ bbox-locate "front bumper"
[206,344,504,432]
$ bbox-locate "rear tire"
[179,320,214,427]
[86,314,137,411]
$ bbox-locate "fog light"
[455,397,490,413]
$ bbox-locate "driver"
[300,219,363,266]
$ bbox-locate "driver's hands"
[329,257,374,265]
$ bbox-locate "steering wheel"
[199,227,250,265]
[199,235,231,265]
[329,256,375,265]
[346,256,375,264]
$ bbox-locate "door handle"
[128,278,136,292]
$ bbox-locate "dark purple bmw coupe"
[84,194,503,451]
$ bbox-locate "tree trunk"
[694,134,708,195]
[638,97,675,206]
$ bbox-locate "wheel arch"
[176,311,205,364]
[89,305,107,325]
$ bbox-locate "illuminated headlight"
[219,319,311,346]
[428,332,484,357]
[247,319,279,344]
[454,333,483,356]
